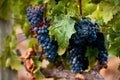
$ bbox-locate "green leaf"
[0,51,8,69]
[0,0,13,20]
[82,0,97,15]
[92,4,103,20]
[108,36,120,57]
[51,1,65,16]
[109,13,120,33]
[92,8,102,20]
[32,56,42,74]
[49,14,75,48]
[0,31,21,70]
[9,34,17,49]
[57,47,66,55]
[22,21,31,37]
[100,2,119,23]
[32,56,43,79]
[9,53,22,70]
[44,0,49,3]
[28,38,38,48]
[34,71,44,79]
[5,58,11,67]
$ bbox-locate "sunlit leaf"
[49,14,75,48]
[57,47,66,56]
[10,53,22,70]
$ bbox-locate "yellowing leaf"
[100,2,119,23]
[5,58,11,67]
[92,9,102,20]
[10,54,22,70]
[57,47,66,56]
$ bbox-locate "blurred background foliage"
[0,0,120,72]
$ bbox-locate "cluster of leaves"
[48,0,94,55]
[1,0,120,74]
[0,30,22,70]
[0,0,41,71]
[45,0,98,69]
[0,0,15,20]
[90,0,120,69]
[90,0,120,58]
[47,0,120,69]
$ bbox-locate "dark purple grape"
[68,16,108,73]
[26,5,43,25]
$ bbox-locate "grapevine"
[1,0,120,80]
[68,17,108,73]
[26,4,58,63]
[24,0,108,79]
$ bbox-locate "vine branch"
[79,0,82,15]
[40,64,106,80]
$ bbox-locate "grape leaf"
[32,56,42,73]
[108,36,120,57]
[9,53,22,70]
[82,0,97,15]
[28,38,38,48]
[92,4,103,20]
[5,58,11,67]
[92,8,102,20]
[100,2,119,23]
[22,22,31,37]
[0,51,8,69]
[32,56,43,79]
[34,71,44,79]
[57,47,66,56]
[0,0,15,20]
[49,14,75,49]
[51,1,65,16]
[109,13,120,33]
[9,34,17,49]
[0,32,22,70]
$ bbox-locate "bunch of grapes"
[68,17,108,73]
[68,46,89,73]
[93,32,108,65]
[26,5,58,62]
[36,25,58,62]
[26,5,44,25]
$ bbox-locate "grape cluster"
[26,5,58,62]
[68,46,89,73]
[26,5,44,25]
[68,17,108,73]
[74,18,99,44]
[36,25,58,62]
[93,32,108,65]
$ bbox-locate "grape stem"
[79,0,82,15]
[43,2,47,24]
